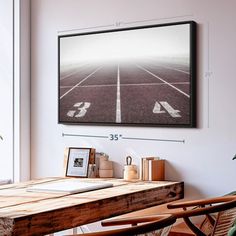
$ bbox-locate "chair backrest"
[212,204,236,236]
[168,196,236,236]
[196,197,236,236]
[67,214,176,236]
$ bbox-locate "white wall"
[0,0,14,180]
[0,0,30,182]
[31,0,236,198]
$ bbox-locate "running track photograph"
[58,21,196,126]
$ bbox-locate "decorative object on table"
[64,147,95,177]
[58,21,196,128]
[98,153,113,178]
[88,163,96,178]
[123,156,138,181]
[0,135,2,140]
[140,157,165,181]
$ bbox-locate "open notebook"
[26,179,113,194]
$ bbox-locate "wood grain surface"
[0,177,183,236]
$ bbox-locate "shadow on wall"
[112,162,124,178]
[165,160,204,198]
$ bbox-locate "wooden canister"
[123,165,138,180]
[99,169,113,178]
[99,160,113,170]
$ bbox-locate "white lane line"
[60,81,190,89]
[148,59,190,74]
[60,63,88,80]
[158,64,189,75]
[136,64,190,98]
[60,69,80,81]
[116,64,121,123]
[60,67,102,100]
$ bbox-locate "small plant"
[0,135,3,140]
[233,154,236,160]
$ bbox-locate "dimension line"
[122,136,185,143]
[62,133,109,139]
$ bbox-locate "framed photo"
[66,148,91,177]
[58,21,196,127]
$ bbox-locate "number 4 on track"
[153,101,181,118]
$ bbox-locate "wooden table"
[0,177,184,236]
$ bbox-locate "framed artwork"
[65,147,91,177]
[58,21,196,127]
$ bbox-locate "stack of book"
[140,157,165,181]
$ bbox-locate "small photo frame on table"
[66,147,91,177]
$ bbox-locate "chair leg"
[183,217,206,236]
[80,225,91,233]
[72,227,78,234]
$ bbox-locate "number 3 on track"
[67,102,91,118]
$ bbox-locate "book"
[148,159,165,181]
[143,159,149,181]
[140,157,165,181]
[141,157,158,181]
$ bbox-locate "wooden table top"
[0,177,184,236]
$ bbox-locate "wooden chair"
[65,214,176,236]
[167,196,236,236]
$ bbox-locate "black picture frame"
[65,147,91,177]
[58,21,196,127]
